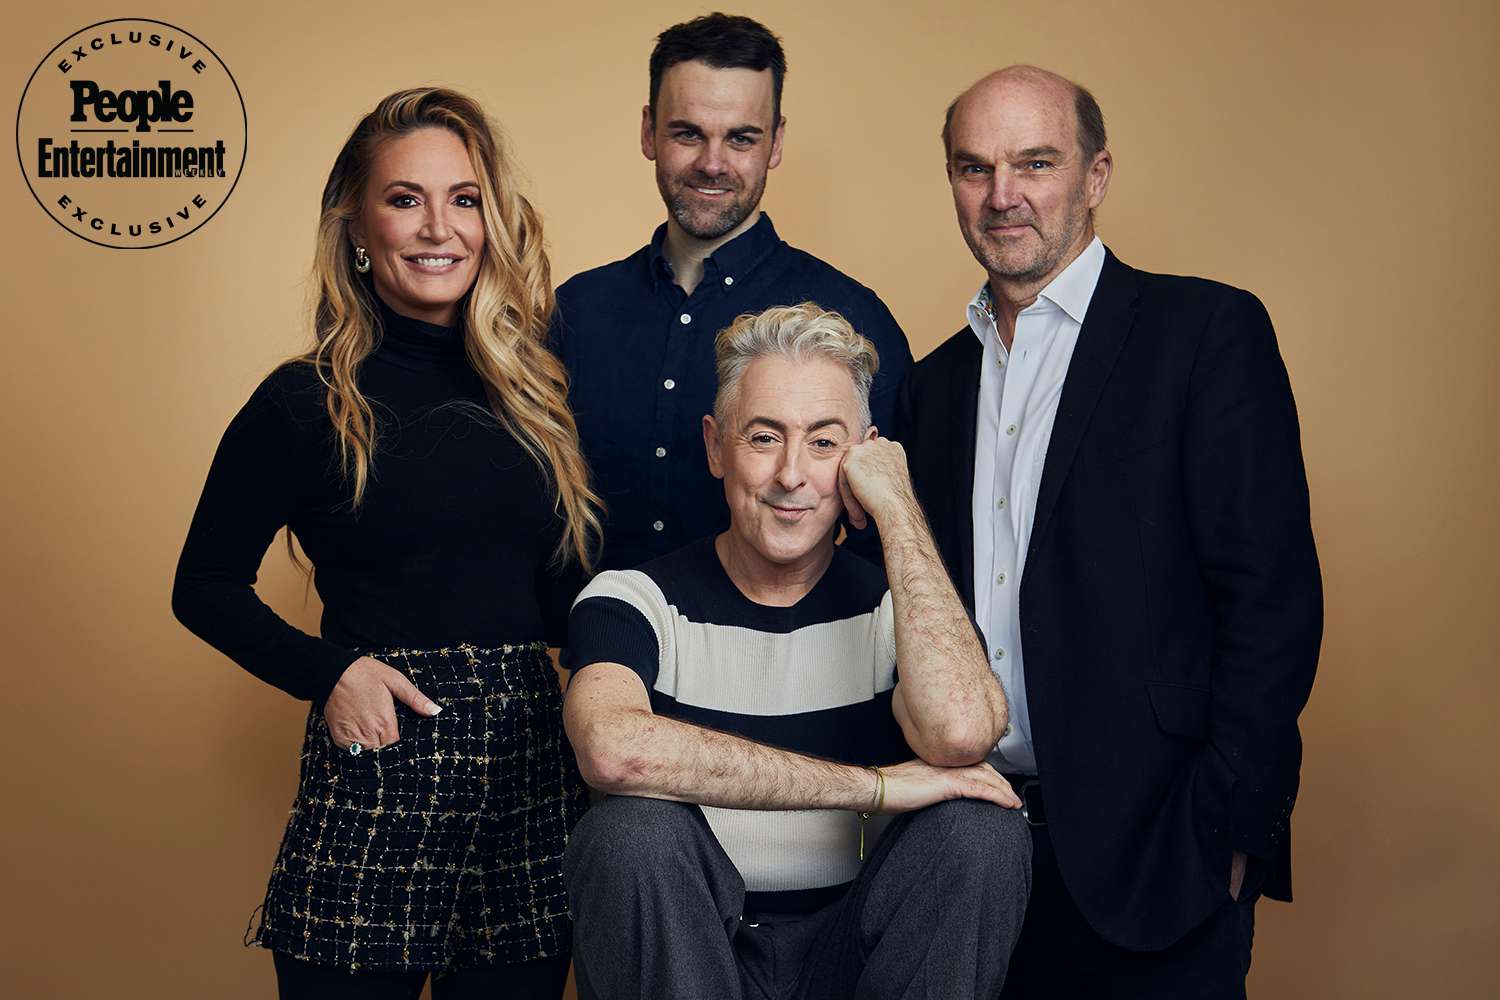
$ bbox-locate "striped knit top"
[563,536,912,913]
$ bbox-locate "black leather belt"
[1002,774,1046,827]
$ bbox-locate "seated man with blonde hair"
[561,303,1031,1000]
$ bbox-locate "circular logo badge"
[16,18,247,249]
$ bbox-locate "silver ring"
[347,742,363,756]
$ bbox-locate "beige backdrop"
[2,0,1496,996]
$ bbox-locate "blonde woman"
[172,89,599,999]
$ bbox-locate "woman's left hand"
[324,655,442,750]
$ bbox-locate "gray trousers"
[564,796,1032,1000]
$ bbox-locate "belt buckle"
[1018,779,1046,827]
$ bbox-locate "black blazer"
[898,249,1321,950]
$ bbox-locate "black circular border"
[14,17,249,250]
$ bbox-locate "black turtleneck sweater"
[172,299,584,701]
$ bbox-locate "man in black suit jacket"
[898,66,1321,997]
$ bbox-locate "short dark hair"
[649,13,787,125]
[941,78,1108,165]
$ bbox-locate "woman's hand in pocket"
[324,656,443,750]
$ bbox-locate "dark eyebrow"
[381,179,479,193]
[950,148,989,165]
[806,417,849,434]
[1016,146,1065,160]
[666,119,765,136]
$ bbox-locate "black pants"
[565,795,1032,1000]
[273,951,570,999]
[1001,819,1257,1000]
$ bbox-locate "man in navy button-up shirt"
[553,13,912,571]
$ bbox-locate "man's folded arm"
[875,465,1008,767]
[562,563,1020,814]
[563,662,877,811]
[561,587,879,811]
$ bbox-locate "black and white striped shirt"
[563,536,911,912]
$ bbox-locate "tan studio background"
[2,0,1496,996]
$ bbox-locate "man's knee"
[913,801,1031,923]
[861,799,1030,939]
[912,798,1032,870]
[566,795,708,889]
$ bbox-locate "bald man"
[897,66,1321,997]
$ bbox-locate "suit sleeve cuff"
[1230,780,1295,859]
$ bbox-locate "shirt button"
[723,276,734,286]
[1003,723,1013,738]
[1006,424,1018,436]
[996,572,1006,585]
[652,520,665,532]
[654,447,667,458]
[663,378,676,390]
[997,496,1008,510]
[997,358,1006,368]
[679,313,692,325]
[993,647,1005,660]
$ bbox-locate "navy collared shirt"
[554,214,912,571]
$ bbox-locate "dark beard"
[658,166,766,241]
[667,187,754,240]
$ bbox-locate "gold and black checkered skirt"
[248,642,588,972]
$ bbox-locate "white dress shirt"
[970,237,1105,774]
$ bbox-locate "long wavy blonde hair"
[293,87,601,570]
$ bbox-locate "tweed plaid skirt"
[249,642,588,972]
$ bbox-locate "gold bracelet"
[858,765,886,861]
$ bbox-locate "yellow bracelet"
[858,765,886,862]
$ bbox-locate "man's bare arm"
[564,662,1019,812]
[840,438,1008,766]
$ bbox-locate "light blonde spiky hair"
[712,302,881,431]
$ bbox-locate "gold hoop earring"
[354,246,371,273]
